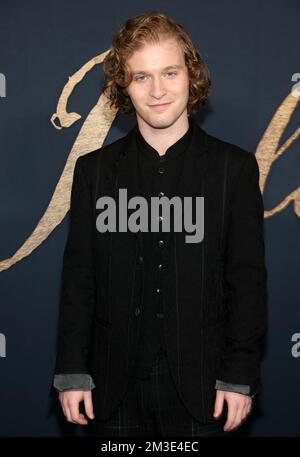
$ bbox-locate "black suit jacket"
[54,121,268,422]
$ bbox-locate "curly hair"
[102,11,211,115]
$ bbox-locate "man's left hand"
[213,390,252,432]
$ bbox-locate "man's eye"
[135,75,147,82]
[134,72,177,82]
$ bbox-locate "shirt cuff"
[215,379,253,397]
[53,374,96,392]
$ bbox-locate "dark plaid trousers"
[89,351,230,437]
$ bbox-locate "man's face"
[125,37,190,130]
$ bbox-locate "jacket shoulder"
[77,134,127,170]
[74,133,132,191]
[70,133,128,193]
[205,130,253,163]
[199,128,259,190]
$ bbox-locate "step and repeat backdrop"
[0,0,299,437]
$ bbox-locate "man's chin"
[140,114,178,130]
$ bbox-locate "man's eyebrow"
[132,65,183,75]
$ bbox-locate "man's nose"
[150,76,167,99]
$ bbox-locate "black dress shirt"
[131,118,194,379]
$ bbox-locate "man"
[53,12,267,437]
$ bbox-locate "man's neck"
[136,116,190,156]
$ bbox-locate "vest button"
[138,255,143,263]
[158,167,165,174]
[135,307,141,316]
[156,312,164,319]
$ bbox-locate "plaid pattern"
[89,351,230,437]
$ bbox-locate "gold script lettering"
[0,56,299,271]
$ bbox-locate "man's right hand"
[58,390,95,425]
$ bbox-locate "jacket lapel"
[175,120,209,197]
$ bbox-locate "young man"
[53,12,267,437]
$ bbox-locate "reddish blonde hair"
[102,11,211,115]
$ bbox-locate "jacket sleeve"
[216,152,268,396]
[53,156,96,375]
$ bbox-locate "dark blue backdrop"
[0,0,299,437]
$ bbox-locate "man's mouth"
[149,102,172,109]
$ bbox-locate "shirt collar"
[135,117,194,163]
